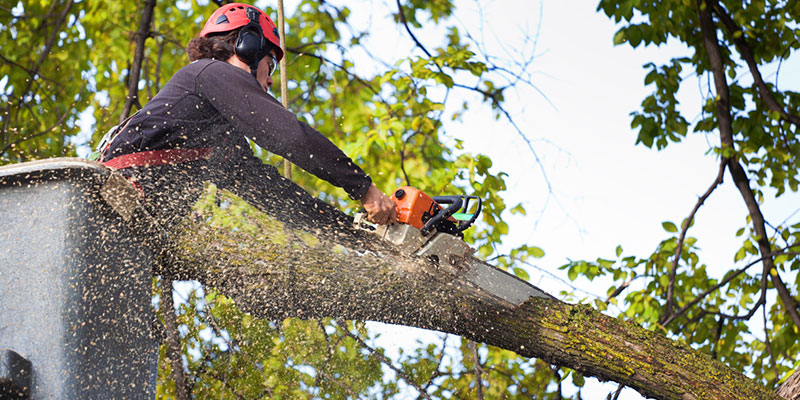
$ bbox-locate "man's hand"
[360,184,398,225]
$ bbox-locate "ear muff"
[235,7,267,77]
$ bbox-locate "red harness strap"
[102,148,214,170]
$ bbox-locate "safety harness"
[101,147,214,169]
[89,113,214,200]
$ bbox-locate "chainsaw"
[355,186,550,306]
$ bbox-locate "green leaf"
[613,29,626,45]
[568,267,578,282]
[510,204,526,215]
[529,246,545,258]
[571,371,586,387]
[513,267,530,281]
[662,221,678,233]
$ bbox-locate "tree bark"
[778,369,800,400]
[163,188,780,400]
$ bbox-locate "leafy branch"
[696,0,800,331]
[340,321,433,400]
[663,160,726,319]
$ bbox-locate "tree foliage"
[2,0,799,398]
[571,0,800,391]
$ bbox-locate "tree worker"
[98,3,397,231]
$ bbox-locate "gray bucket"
[0,158,158,399]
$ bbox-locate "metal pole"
[277,0,292,180]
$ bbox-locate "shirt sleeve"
[195,61,372,200]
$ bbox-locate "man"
[101,3,396,230]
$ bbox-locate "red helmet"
[199,3,284,62]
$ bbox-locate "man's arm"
[197,61,370,198]
[197,61,396,223]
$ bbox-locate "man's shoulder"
[181,58,232,75]
[188,58,257,88]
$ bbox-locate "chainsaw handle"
[458,195,482,230]
[420,196,462,235]
[435,195,482,233]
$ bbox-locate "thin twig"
[663,161,725,319]
[316,370,365,399]
[421,335,448,391]
[16,0,74,101]
[394,0,554,194]
[661,249,800,327]
[394,0,433,58]
[605,277,638,304]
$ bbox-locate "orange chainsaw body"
[390,186,441,230]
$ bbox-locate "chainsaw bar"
[356,218,552,306]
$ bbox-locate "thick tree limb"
[164,187,779,400]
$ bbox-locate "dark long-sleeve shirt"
[106,58,371,200]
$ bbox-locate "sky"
[332,0,800,398]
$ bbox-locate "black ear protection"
[235,7,268,77]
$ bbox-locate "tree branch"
[120,0,156,122]
[341,324,433,400]
[6,0,73,149]
[469,340,485,400]
[710,316,725,360]
[167,189,781,399]
[16,0,74,101]
[762,306,778,387]
[709,0,800,127]
[697,0,800,332]
[160,275,189,400]
[663,160,725,319]
[394,0,554,194]
[1,96,77,156]
[394,0,434,58]
[661,249,800,327]
[421,335,448,392]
